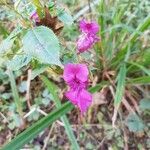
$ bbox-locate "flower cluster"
[63,63,92,113]
[77,19,100,53]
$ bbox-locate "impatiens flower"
[77,19,100,53]
[63,63,92,113]
[30,11,40,23]
[79,19,99,35]
[63,63,88,87]
[65,88,92,113]
[77,33,100,53]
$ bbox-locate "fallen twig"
[26,69,32,109]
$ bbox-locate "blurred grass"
[114,63,126,106]
[7,69,22,116]
[96,0,150,105]
[2,102,74,150]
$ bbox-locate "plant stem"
[7,69,23,116]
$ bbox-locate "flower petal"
[79,19,99,34]
[78,89,92,113]
[63,63,76,83]
[79,20,87,32]
[77,34,94,52]
[64,63,89,84]
[65,88,92,113]
[76,64,89,83]
[90,21,99,34]
[65,89,78,105]
[30,11,40,22]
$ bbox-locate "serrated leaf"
[139,98,150,110]
[22,26,63,67]
[7,54,31,71]
[126,113,145,132]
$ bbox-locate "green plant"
[0,0,150,149]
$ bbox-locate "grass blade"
[114,63,126,105]
[127,76,150,85]
[98,0,106,39]
[127,61,150,76]
[2,102,74,150]
[88,80,109,93]
[41,75,80,150]
[112,63,126,126]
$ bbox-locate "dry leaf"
[92,92,107,106]
[36,8,64,35]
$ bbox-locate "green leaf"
[88,81,109,93]
[98,0,106,39]
[22,26,63,67]
[31,65,48,80]
[14,0,22,10]
[58,10,73,25]
[139,98,150,110]
[41,76,80,150]
[41,75,61,106]
[126,113,145,132]
[2,102,74,150]
[114,63,126,105]
[0,26,22,55]
[0,37,15,55]
[0,22,9,38]
[127,61,150,76]
[32,0,43,8]
[7,54,31,71]
[127,76,150,85]
[32,0,43,17]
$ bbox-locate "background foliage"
[0,0,150,149]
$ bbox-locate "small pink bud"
[30,11,40,22]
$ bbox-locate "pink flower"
[77,19,100,53]
[66,88,92,113]
[63,63,88,86]
[63,63,92,113]
[79,20,99,35]
[77,33,100,53]
[30,11,40,22]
